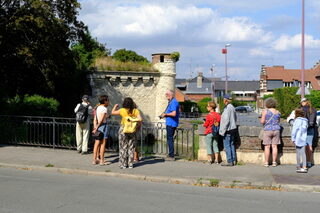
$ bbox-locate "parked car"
[287,110,320,126]
[317,111,320,126]
[235,106,247,113]
[244,106,254,112]
[287,110,295,126]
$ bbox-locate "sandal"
[272,162,277,167]
[100,161,111,166]
[264,162,269,167]
[92,160,98,165]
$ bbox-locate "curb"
[1,163,319,192]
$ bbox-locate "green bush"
[262,94,273,100]
[2,94,59,116]
[306,90,320,109]
[179,100,198,112]
[273,87,300,117]
[197,97,212,113]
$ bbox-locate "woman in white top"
[92,95,110,165]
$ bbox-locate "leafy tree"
[71,32,111,70]
[0,0,87,115]
[112,49,148,63]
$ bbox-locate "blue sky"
[78,0,320,80]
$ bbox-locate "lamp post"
[222,44,231,95]
[301,0,305,98]
[210,64,216,100]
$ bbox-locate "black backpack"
[75,104,89,123]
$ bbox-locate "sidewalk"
[0,145,320,192]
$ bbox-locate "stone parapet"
[197,125,320,164]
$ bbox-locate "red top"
[203,111,221,135]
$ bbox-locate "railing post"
[52,117,56,149]
[192,124,195,160]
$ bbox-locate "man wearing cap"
[219,94,237,166]
[74,95,93,154]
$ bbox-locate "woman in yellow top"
[112,97,142,169]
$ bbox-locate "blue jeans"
[166,126,176,157]
[223,133,236,163]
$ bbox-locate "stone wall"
[87,53,176,122]
[198,125,320,164]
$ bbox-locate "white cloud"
[249,48,271,57]
[272,34,320,51]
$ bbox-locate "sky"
[78,0,320,80]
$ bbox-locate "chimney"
[197,72,203,88]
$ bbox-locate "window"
[160,55,164,62]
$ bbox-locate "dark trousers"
[166,126,176,157]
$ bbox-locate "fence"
[0,115,196,159]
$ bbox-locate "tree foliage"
[71,32,111,70]
[273,87,300,117]
[112,49,148,63]
[0,0,95,115]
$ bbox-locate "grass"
[209,178,220,187]
[236,161,245,166]
[94,56,158,72]
[45,163,54,167]
[105,170,111,173]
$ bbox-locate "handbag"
[92,112,107,140]
[209,113,220,137]
[259,111,275,140]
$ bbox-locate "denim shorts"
[306,127,315,146]
[98,124,108,139]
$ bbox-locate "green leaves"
[112,48,148,63]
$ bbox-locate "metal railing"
[0,115,196,159]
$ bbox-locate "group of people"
[260,97,316,173]
[203,94,237,166]
[74,91,317,172]
[74,90,180,169]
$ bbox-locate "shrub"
[273,87,300,117]
[197,97,212,113]
[2,94,59,116]
[306,90,320,109]
[179,100,198,112]
[170,52,180,62]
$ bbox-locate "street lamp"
[210,64,216,100]
[222,44,231,94]
[301,0,305,98]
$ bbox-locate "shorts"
[306,127,315,146]
[263,130,280,145]
[98,123,108,139]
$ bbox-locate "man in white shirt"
[74,95,92,154]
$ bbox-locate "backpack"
[210,113,220,137]
[75,104,89,123]
[123,109,141,134]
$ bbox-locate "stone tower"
[152,53,176,121]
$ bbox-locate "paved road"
[1,168,320,213]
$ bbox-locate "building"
[176,72,259,102]
[259,62,320,97]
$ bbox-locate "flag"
[222,48,227,54]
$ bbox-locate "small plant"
[170,52,180,62]
[45,163,54,167]
[236,161,245,166]
[105,169,111,173]
[209,178,220,187]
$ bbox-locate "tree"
[71,32,111,70]
[0,0,87,115]
[112,49,148,63]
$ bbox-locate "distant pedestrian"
[260,98,281,167]
[74,95,92,154]
[160,90,180,161]
[292,109,308,173]
[92,95,110,166]
[112,97,142,169]
[203,101,221,164]
[300,98,316,168]
[219,94,237,166]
